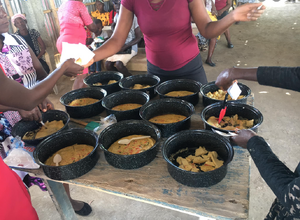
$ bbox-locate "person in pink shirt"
[57,0,97,90]
[85,0,265,84]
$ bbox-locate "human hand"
[215,68,235,90]
[38,98,54,113]
[61,58,84,77]
[18,107,42,122]
[230,129,257,149]
[232,3,266,22]
[83,58,94,69]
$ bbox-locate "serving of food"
[149,114,187,124]
[68,98,99,106]
[175,146,224,173]
[111,103,142,111]
[164,90,194,97]
[206,89,244,101]
[44,144,94,166]
[23,120,64,140]
[207,114,254,130]
[131,84,151,89]
[108,135,156,155]
[93,80,117,86]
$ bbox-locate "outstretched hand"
[230,129,257,149]
[215,68,235,91]
[233,3,266,22]
[62,59,84,77]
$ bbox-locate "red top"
[121,0,199,71]
[0,158,39,220]
[215,0,227,11]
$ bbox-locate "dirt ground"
[30,1,300,219]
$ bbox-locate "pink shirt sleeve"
[121,0,134,12]
[78,2,93,26]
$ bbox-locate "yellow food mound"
[149,114,187,124]
[131,84,151,89]
[69,98,99,106]
[45,144,94,166]
[108,135,155,155]
[165,91,194,97]
[206,89,244,100]
[112,103,142,111]
[207,114,254,130]
[23,120,64,140]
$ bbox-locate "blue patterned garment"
[0,115,13,159]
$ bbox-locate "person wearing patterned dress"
[215,66,300,219]
[91,0,111,26]
[11,13,50,74]
[0,4,92,215]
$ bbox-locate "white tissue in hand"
[4,148,40,168]
[228,82,242,100]
[60,42,95,66]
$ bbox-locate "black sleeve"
[257,66,300,92]
[247,136,300,216]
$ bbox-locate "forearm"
[0,65,67,111]
[257,67,300,92]
[37,49,45,59]
[0,104,19,112]
[229,67,258,82]
[124,37,141,48]
[93,36,125,62]
[247,136,300,214]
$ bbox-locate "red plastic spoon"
[218,93,229,124]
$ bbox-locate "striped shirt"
[0,33,37,126]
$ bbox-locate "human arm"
[28,46,48,81]
[120,25,142,52]
[211,0,218,16]
[190,0,265,39]
[36,37,46,59]
[0,59,83,111]
[215,66,300,91]
[88,5,134,65]
[231,130,300,216]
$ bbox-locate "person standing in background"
[215,0,234,48]
[91,0,110,26]
[12,13,50,74]
[56,0,97,90]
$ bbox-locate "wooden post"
[4,0,17,33]
[48,0,60,34]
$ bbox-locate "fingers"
[39,102,48,112]
[32,107,43,122]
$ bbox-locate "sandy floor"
[30,1,300,219]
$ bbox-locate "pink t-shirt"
[215,0,227,11]
[122,0,199,71]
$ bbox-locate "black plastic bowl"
[200,81,251,107]
[119,74,160,99]
[139,98,195,138]
[60,87,107,119]
[11,110,70,146]
[33,128,99,180]
[162,130,233,187]
[98,120,161,169]
[155,79,201,106]
[201,102,263,133]
[83,71,123,95]
[101,90,149,121]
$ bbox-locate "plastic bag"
[3,136,39,169]
[93,114,117,135]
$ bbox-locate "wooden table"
[22,98,250,220]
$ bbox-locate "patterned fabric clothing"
[15,29,45,61]
[0,33,37,127]
[238,0,256,3]
[91,10,110,26]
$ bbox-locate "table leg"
[44,180,78,220]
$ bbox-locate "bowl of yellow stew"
[101,90,149,121]
[60,87,107,119]
[98,120,161,169]
[201,102,263,134]
[200,81,251,107]
[155,79,201,105]
[83,71,123,95]
[119,74,160,99]
[34,128,99,180]
[11,110,70,146]
[162,130,233,187]
[139,98,195,138]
